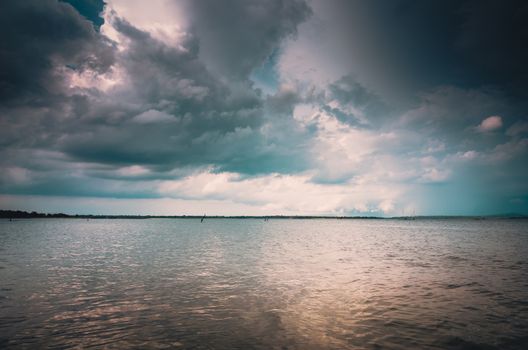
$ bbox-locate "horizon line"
[1,209,527,220]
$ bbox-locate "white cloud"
[103,0,188,47]
[65,65,126,92]
[477,115,503,132]
[131,109,175,123]
[157,170,404,215]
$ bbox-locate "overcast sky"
[1,0,527,216]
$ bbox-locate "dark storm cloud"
[185,0,311,80]
[0,0,313,196]
[0,0,114,105]
[0,0,116,190]
[54,14,310,174]
[456,0,528,95]
[319,0,528,105]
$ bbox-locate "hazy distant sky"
[1,0,527,215]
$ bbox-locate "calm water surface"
[1,219,528,349]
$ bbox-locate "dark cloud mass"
[0,0,311,194]
[0,0,114,104]
[54,11,309,175]
[0,0,527,215]
[317,0,528,104]
[456,0,528,93]
[186,0,311,80]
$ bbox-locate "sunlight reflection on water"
[1,218,528,349]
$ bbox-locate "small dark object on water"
[201,214,206,223]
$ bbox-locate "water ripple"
[1,218,528,349]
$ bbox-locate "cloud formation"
[1,0,527,215]
[477,116,503,133]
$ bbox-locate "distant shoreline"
[1,210,526,220]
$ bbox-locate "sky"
[1,0,527,216]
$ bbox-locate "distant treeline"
[2,210,70,218]
[1,209,382,219]
[1,209,527,220]
[1,210,159,219]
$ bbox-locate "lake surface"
[1,218,528,349]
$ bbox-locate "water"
[1,218,527,349]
